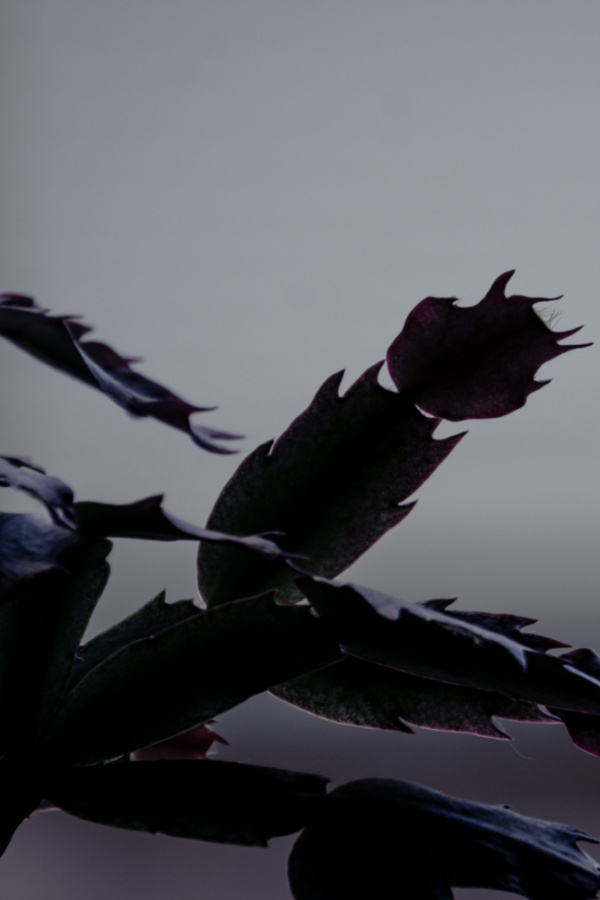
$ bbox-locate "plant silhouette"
[1,273,598,898]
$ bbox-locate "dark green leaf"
[198,365,462,606]
[46,759,328,847]
[386,271,590,420]
[40,593,341,765]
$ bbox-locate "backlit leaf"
[198,365,462,606]
[299,578,600,719]
[386,271,590,420]
[40,593,341,765]
[0,294,240,452]
[273,657,554,738]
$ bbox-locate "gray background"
[1,2,599,898]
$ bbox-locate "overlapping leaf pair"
[1,274,598,898]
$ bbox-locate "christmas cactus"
[1,272,599,898]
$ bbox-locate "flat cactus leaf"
[422,600,569,652]
[40,593,341,766]
[198,365,462,606]
[386,271,590,420]
[289,779,600,899]
[70,591,200,687]
[298,578,600,720]
[0,294,240,453]
[75,494,291,560]
[46,759,329,847]
[272,657,555,738]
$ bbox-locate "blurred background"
[1,2,600,897]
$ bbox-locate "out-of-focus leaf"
[0,294,240,453]
[198,365,462,607]
[299,578,600,718]
[75,494,290,560]
[386,271,590,420]
[0,512,84,601]
[70,590,200,686]
[131,723,228,761]
[40,593,341,765]
[0,456,76,529]
[273,657,555,738]
[549,650,600,757]
[289,779,600,900]
[46,760,329,847]
[0,537,110,754]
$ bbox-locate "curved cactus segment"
[0,295,240,452]
[387,271,591,420]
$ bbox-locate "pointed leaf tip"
[131,723,229,761]
[387,273,587,420]
[0,294,240,452]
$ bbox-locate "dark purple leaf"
[0,537,110,754]
[386,271,590,420]
[0,456,76,529]
[0,294,240,453]
[40,593,341,766]
[198,365,462,606]
[273,657,555,738]
[70,590,200,687]
[289,779,600,899]
[131,723,228,760]
[422,598,569,652]
[298,578,600,719]
[74,494,291,561]
[46,759,329,847]
[549,650,600,757]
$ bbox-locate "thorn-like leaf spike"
[131,723,228,761]
[0,295,241,453]
[387,272,591,420]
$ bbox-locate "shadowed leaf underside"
[288,779,600,899]
[198,365,462,606]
